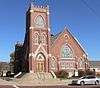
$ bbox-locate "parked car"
[72,75,100,85]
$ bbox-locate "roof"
[51,32,62,45]
[89,61,100,68]
[0,62,10,71]
[50,28,87,55]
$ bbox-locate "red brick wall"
[26,6,50,72]
[24,6,89,73]
[51,29,88,71]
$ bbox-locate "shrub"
[0,71,3,77]
[6,71,11,77]
[78,70,85,77]
[85,69,95,76]
[55,70,68,79]
[96,73,100,77]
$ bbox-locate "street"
[0,85,100,88]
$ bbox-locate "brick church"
[13,4,89,76]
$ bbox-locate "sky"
[0,0,100,62]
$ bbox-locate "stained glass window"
[33,32,39,44]
[61,44,73,58]
[34,15,45,28]
[37,53,45,61]
[50,57,57,69]
[41,33,46,44]
[80,59,84,67]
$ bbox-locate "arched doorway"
[36,53,45,72]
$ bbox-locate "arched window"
[80,58,85,68]
[36,53,45,61]
[61,44,73,58]
[50,57,57,69]
[33,32,39,44]
[41,33,46,44]
[34,15,45,28]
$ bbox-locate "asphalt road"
[0,85,100,88]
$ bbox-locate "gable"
[51,32,62,45]
[51,28,87,59]
[34,44,48,58]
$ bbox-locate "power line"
[81,0,100,19]
[43,0,50,5]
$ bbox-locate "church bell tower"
[26,3,51,73]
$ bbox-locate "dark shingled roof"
[51,32,62,45]
[89,61,100,68]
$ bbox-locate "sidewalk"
[0,77,73,86]
[10,78,73,86]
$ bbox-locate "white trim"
[78,68,85,69]
[29,26,34,29]
[29,52,34,58]
[34,44,42,56]
[59,60,75,62]
[61,68,75,69]
[30,9,34,13]
[30,70,34,73]
[74,36,88,55]
[33,27,47,30]
[50,67,56,69]
[65,27,88,55]
[49,54,51,57]
[60,58,75,60]
[34,43,39,45]
[47,11,50,15]
[34,44,48,58]
[29,53,31,57]
[48,27,50,31]
[36,53,45,61]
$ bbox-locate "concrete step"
[13,72,57,83]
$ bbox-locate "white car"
[72,75,100,85]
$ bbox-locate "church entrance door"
[36,53,45,72]
[37,62,44,72]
